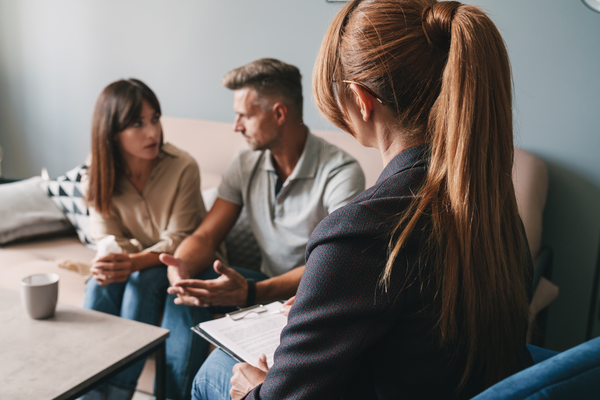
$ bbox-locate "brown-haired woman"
[81,79,209,400]
[211,1,534,399]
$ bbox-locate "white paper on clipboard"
[191,301,286,367]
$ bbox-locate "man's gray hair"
[222,58,303,118]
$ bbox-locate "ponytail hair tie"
[421,1,461,50]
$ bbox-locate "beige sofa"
[0,116,556,393]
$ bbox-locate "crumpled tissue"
[95,235,124,258]
[58,235,123,278]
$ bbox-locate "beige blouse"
[85,143,224,259]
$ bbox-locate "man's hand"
[160,253,202,305]
[91,253,133,286]
[160,253,190,284]
[230,354,269,400]
[168,260,248,307]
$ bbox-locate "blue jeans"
[166,266,269,400]
[83,265,267,400]
[191,349,237,400]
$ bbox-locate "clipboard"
[225,304,268,321]
[191,324,245,363]
[190,301,285,366]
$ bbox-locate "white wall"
[1,0,599,351]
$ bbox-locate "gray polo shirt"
[217,131,365,277]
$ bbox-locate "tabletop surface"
[0,288,169,400]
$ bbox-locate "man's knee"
[162,294,213,328]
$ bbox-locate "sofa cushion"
[40,165,95,248]
[0,253,89,308]
[0,236,95,306]
[0,177,73,245]
[3,236,96,265]
[1,259,87,307]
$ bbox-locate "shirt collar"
[375,143,429,185]
[262,128,319,181]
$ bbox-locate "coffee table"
[0,289,169,400]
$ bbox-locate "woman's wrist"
[127,253,139,272]
[129,251,161,272]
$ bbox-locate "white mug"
[20,273,59,319]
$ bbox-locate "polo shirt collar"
[375,143,429,185]
[262,127,319,181]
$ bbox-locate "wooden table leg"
[155,341,166,400]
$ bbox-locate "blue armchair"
[471,337,600,399]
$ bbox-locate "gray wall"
[0,0,599,351]
[474,0,600,351]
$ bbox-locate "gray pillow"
[0,177,73,245]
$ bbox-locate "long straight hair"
[86,79,162,216]
[314,0,530,390]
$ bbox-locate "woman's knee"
[191,365,230,400]
[128,266,168,287]
[192,350,236,400]
[82,278,124,313]
[124,267,169,299]
[84,276,104,296]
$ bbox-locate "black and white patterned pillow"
[40,164,95,248]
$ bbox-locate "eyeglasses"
[342,80,386,106]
